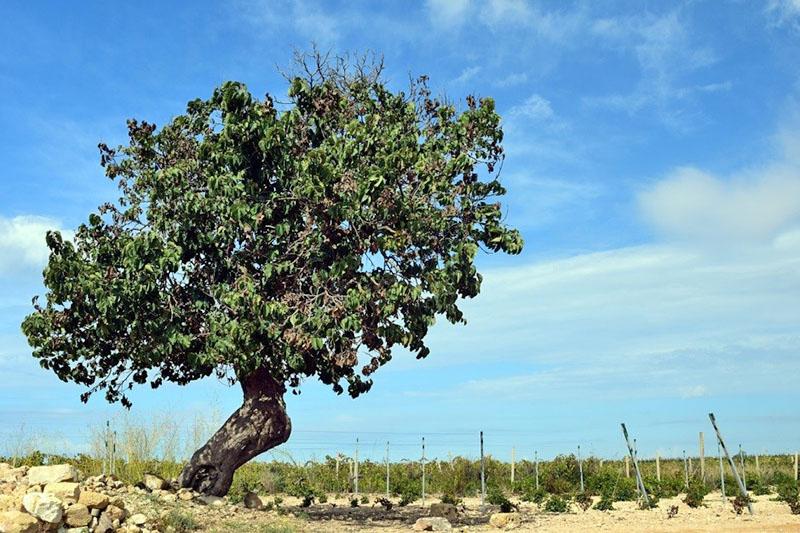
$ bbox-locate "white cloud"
[639,127,800,244]
[766,0,800,28]
[402,238,800,401]
[0,215,67,274]
[452,66,480,84]
[510,93,555,121]
[426,0,471,28]
[494,72,528,88]
[639,166,800,244]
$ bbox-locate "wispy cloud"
[452,65,481,84]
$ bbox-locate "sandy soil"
[205,492,800,532]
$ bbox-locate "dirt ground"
[202,492,800,532]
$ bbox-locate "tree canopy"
[22,57,523,408]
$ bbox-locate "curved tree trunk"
[179,367,291,496]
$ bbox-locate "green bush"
[575,492,592,511]
[486,486,517,513]
[594,496,614,511]
[543,495,569,513]
[440,493,461,505]
[683,480,709,508]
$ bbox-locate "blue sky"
[1,0,800,464]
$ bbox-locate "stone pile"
[0,463,217,533]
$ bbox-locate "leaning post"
[621,423,649,507]
[709,413,753,515]
[480,431,486,508]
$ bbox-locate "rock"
[44,482,81,502]
[489,512,519,529]
[129,513,148,526]
[103,504,126,522]
[61,527,90,533]
[0,465,27,484]
[159,493,177,503]
[64,502,92,527]
[243,492,263,510]
[0,510,38,533]
[199,495,225,507]
[177,490,194,501]
[0,494,23,512]
[78,490,108,510]
[21,491,63,523]
[26,464,78,486]
[412,517,452,531]
[429,503,458,522]
[141,474,167,492]
[94,511,114,533]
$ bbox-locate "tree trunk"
[178,367,291,496]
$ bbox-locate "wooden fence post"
[421,437,426,506]
[699,432,705,483]
[578,445,584,493]
[656,453,661,482]
[621,423,649,506]
[683,450,689,488]
[354,438,359,497]
[625,456,630,478]
[385,442,390,498]
[511,447,515,490]
[718,441,726,501]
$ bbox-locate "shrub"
[575,492,592,511]
[440,493,461,505]
[350,498,359,508]
[732,494,751,515]
[594,496,614,511]
[487,486,517,513]
[360,494,369,504]
[543,495,570,513]
[683,481,709,508]
[317,493,328,504]
[521,486,547,504]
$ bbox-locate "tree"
[21,53,523,496]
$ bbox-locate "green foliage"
[683,480,709,508]
[22,53,523,408]
[543,495,570,513]
[440,493,461,505]
[520,486,547,504]
[360,494,369,504]
[486,486,517,513]
[593,496,614,511]
[748,477,770,496]
[542,455,579,495]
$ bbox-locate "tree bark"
[178,367,291,496]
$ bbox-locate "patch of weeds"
[543,495,570,513]
[350,497,359,508]
[360,494,369,504]
[375,497,393,510]
[666,505,678,519]
[639,492,659,510]
[158,510,198,532]
[732,494,752,515]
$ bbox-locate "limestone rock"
[429,503,458,522]
[128,513,148,526]
[22,491,63,523]
[26,464,78,486]
[412,517,452,531]
[78,490,108,510]
[94,511,114,533]
[103,504,125,522]
[243,492,263,510]
[489,512,519,529]
[199,495,225,507]
[44,481,80,502]
[65,502,91,527]
[177,489,194,501]
[141,474,167,492]
[0,510,38,533]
